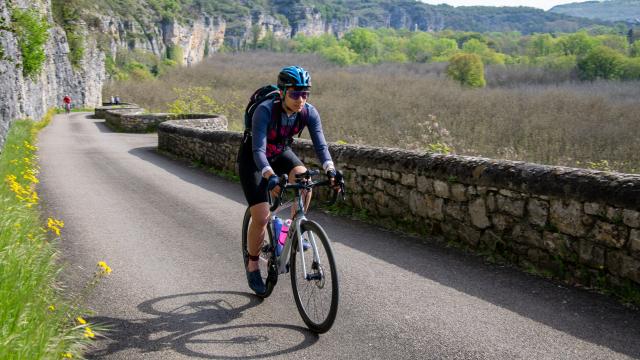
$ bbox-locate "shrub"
[621,57,640,80]
[11,7,50,78]
[631,40,640,57]
[168,86,230,115]
[577,45,624,80]
[320,45,358,66]
[447,53,486,88]
[166,45,184,65]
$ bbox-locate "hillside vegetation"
[56,0,607,34]
[550,0,640,22]
[104,52,640,174]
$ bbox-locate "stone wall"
[96,105,227,133]
[157,124,640,296]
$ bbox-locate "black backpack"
[244,84,280,133]
[243,84,308,139]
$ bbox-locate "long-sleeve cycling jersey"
[251,100,333,176]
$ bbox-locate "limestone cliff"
[0,0,105,149]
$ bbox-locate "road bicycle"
[241,169,345,333]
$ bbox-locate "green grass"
[0,110,96,359]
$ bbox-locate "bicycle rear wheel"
[290,220,339,333]
[242,208,277,298]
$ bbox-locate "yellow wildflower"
[76,316,86,325]
[23,141,37,151]
[24,173,39,184]
[62,352,73,358]
[84,327,95,339]
[14,223,21,229]
[97,261,112,275]
[47,218,64,236]
[48,304,55,311]
[10,159,18,165]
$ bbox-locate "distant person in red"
[63,95,72,113]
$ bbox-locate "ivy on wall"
[11,7,49,78]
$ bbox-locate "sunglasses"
[287,90,310,100]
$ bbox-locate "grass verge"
[0,110,109,359]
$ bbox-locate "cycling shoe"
[302,240,311,252]
[246,269,266,295]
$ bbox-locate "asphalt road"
[37,112,640,359]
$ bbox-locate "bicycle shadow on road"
[315,212,640,358]
[87,290,318,359]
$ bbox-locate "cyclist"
[238,65,338,294]
[63,95,72,113]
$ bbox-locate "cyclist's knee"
[289,166,307,183]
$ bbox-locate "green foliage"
[147,0,182,21]
[11,7,50,78]
[527,33,555,58]
[52,0,85,68]
[343,28,382,63]
[577,45,625,80]
[621,57,640,80]
[320,44,358,66]
[427,142,453,154]
[558,31,599,56]
[631,41,640,57]
[168,86,228,115]
[447,53,486,88]
[166,45,184,65]
[0,113,95,358]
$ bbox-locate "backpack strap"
[272,97,283,140]
[296,105,309,138]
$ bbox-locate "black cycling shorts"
[238,137,303,206]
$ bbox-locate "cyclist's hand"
[267,175,279,191]
[327,169,342,192]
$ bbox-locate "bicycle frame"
[273,185,320,279]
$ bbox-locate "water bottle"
[278,219,292,249]
[273,217,283,256]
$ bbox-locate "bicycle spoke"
[291,221,339,332]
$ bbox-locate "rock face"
[0,0,105,148]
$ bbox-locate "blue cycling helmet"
[277,66,311,89]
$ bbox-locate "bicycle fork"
[277,216,323,281]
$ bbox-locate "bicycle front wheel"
[242,207,277,298]
[290,220,339,333]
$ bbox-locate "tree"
[343,28,381,63]
[407,32,435,62]
[557,31,598,56]
[320,45,358,66]
[621,57,640,80]
[527,33,555,58]
[577,45,624,80]
[631,40,640,57]
[447,53,486,88]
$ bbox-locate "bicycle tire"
[241,207,277,298]
[290,220,339,333]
